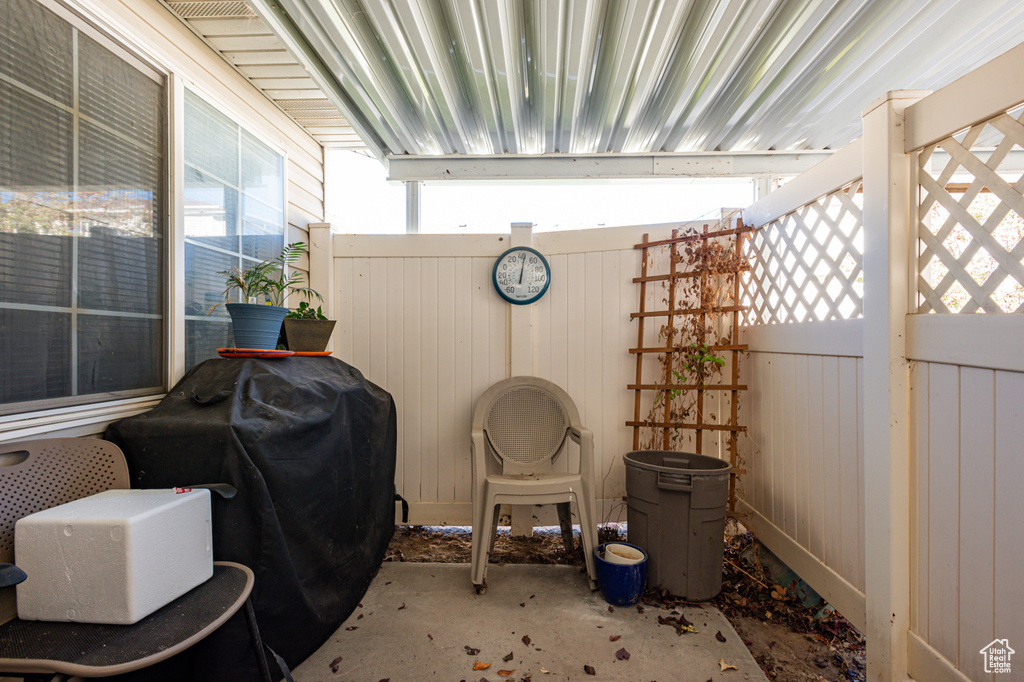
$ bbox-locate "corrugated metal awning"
[169,0,1024,176]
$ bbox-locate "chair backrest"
[0,438,130,622]
[476,377,578,473]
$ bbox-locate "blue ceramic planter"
[226,303,287,350]
[594,542,648,606]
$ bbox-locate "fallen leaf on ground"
[497,670,515,677]
[615,648,630,661]
[636,604,644,614]
[378,679,390,682]
[427,633,433,640]
[398,603,406,610]
[385,581,392,585]
[715,631,726,642]
[465,646,481,656]
[519,603,526,607]
[539,667,550,674]
[345,626,358,631]
[502,651,514,662]
[473,662,491,670]
[584,664,596,675]
[357,613,363,619]
[607,605,615,613]
[329,656,343,673]
[522,635,531,646]
[719,658,738,671]
[609,635,621,642]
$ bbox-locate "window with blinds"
[183,90,285,369]
[0,0,166,414]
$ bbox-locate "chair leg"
[556,502,574,555]
[487,505,500,554]
[471,488,495,591]
[243,597,274,682]
[573,493,599,591]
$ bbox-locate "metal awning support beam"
[386,151,835,181]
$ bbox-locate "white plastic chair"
[470,376,598,592]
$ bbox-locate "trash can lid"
[623,450,730,474]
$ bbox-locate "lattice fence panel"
[744,182,864,325]
[917,105,1024,313]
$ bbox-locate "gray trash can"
[624,450,731,601]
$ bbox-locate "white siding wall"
[0,0,325,444]
[331,224,686,525]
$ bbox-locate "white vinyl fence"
[326,222,711,526]
[741,42,1024,682]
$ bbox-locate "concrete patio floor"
[294,562,767,682]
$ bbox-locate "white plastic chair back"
[0,438,130,624]
[482,382,571,474]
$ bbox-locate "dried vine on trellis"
[640,228,746,451]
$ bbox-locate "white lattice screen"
[745,182,864,325]
[917,106,1024,313]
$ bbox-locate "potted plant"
[282,301,336,352]
[220,242,321,349]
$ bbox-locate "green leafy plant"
[220,242,322,307]
[285,301,328,320]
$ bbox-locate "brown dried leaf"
[345,626,358,631]
[609,635,621,642]
[329,655,343,673]
[502,651,513,662]
[473,662,491,671]
[398,603,406,610]
[465,646,481,656]
[615,648,630,661]
[522,635,531,646]
[497,670,515,677]
[583,664,596,675]
[715,631,726,642]
[539,667,550,674]
[719,658,738,672]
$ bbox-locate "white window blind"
[0,0,165,414]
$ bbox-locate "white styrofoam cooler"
[14,488,213,624]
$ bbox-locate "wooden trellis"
[627,219,751,511]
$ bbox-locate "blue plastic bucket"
[595,542,648,606]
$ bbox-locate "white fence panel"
[332,225,678,524]
[739,140,867,631]
[910,362,1024,681]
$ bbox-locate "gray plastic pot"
[283,319,336,352]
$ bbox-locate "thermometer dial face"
[492,247,551,305]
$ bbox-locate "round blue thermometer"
[492,246,551,305]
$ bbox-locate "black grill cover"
[104,357,396,680]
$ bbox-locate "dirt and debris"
[387,524,865,681]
